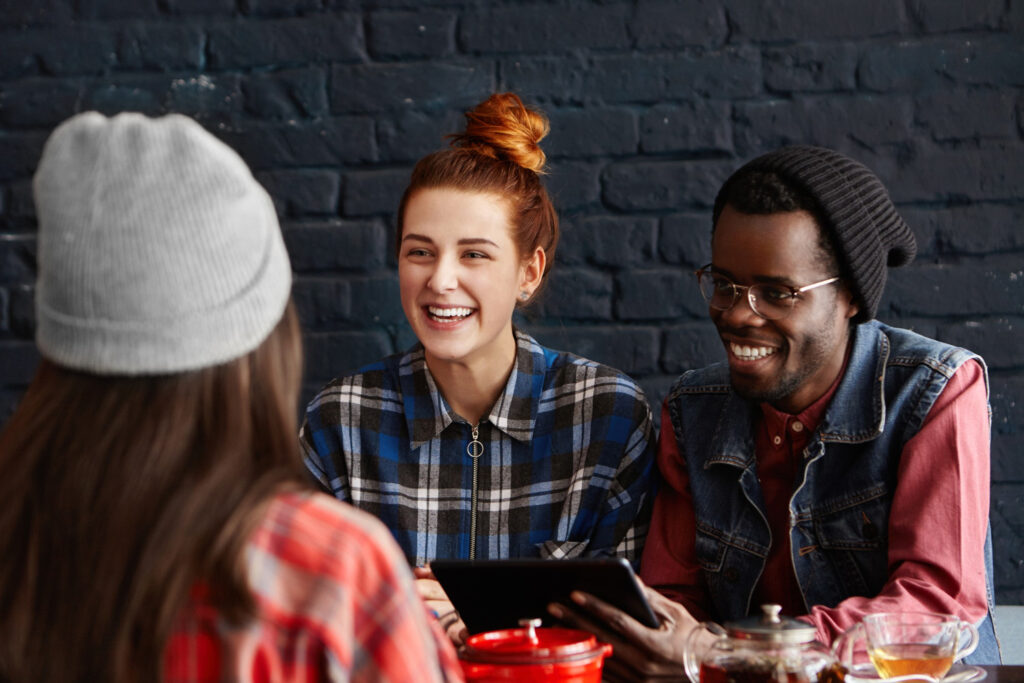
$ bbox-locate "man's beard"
[731,368,805,406]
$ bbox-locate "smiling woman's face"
[398,187,542,370]
[710,206,860,413]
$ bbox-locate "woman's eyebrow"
[457,238,500,248]
[400,235,500,248]
[401,233,433,244]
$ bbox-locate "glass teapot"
[683,604,844,683]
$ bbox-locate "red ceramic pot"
[459,618,613,682]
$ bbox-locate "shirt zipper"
[467,422,483,559]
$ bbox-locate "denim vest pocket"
[811,490,891,598]
[695,524,729,573]
[696,521,768,617]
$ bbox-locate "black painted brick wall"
[1,0,1022,601]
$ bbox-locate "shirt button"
[773,435,782,445]
[791,421,804,433]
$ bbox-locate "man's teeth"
[731,343,777,360]
[428,306,473,320]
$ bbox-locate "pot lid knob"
[762,604,783,625]
[725,604,817,643]
[518,618,542,646]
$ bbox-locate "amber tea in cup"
[868,644,955,678]
[834,612,978,680]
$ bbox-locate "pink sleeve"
[802,360,991,643]
[639,400,712,621]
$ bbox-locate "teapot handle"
[683,621,726,683]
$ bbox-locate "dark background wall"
[0,0,1022,601]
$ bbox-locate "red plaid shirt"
[164,491,463,682]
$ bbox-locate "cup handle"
[955,621,979,661]
[831,622,866,670]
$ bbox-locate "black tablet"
[430,557,660,634]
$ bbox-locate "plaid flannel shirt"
[300,329,657,566]
[164,491,462,682]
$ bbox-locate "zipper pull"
[466,422,484,458]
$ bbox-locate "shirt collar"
[399,329,543,450]
[755,322,889,446]
[759,347,847,436]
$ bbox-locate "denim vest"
[666,320,1000,664]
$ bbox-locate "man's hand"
[548,581,715,681]
[413,565,469,646]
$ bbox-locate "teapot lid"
[460,618,611,665]
[724,604,818,644]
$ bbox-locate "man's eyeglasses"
[695,265,840,321]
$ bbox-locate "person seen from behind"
[0,112,462,682]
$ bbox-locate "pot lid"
[460,618,610,665]
[725,604,817,644]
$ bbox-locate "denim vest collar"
[818,322,887,443]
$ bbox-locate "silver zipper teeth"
[468,423,481,560]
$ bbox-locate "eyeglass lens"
[697,272,796,320]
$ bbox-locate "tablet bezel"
[430,557,660,634]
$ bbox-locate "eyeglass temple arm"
[795,276,841,294]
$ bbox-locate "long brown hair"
[396,92,560,291]
[0,301,306,683]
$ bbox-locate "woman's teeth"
[427,306,473,321]
[731,343,777,360]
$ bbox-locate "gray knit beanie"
[33,112,292,375]
[715,145,916,322]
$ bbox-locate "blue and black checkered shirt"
[300,329,657,567]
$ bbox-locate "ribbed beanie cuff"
[33,112,292,375]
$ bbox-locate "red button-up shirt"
[163,491,463,682]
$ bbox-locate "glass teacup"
[832,612,978,680]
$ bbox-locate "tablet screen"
[430,557,660,634]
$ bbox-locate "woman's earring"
[520,291,530,301]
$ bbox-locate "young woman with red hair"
[300,93,658,642]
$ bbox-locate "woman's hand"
[414,565,469,646]
[548,580,714,681]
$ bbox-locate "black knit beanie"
[715,145,917,322]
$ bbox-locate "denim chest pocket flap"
[810,487,890,551]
